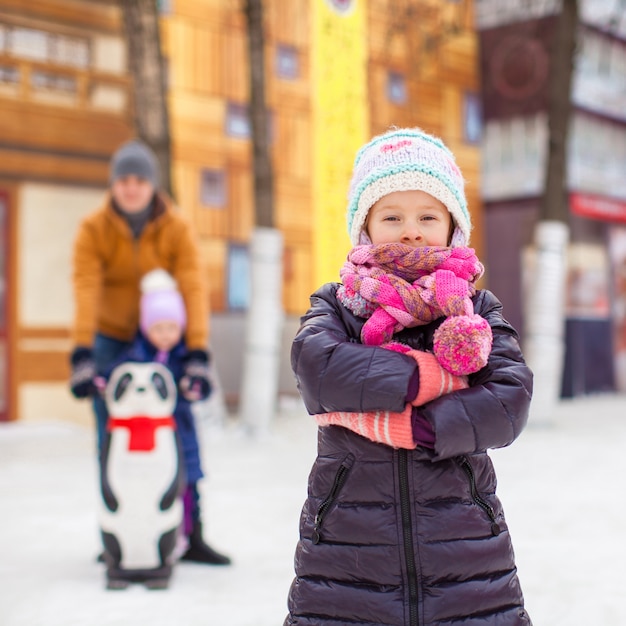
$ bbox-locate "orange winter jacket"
[71,192,208,350]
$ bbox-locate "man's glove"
[69,347,98,399]
[180,349,212,401]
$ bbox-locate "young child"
[285,128,533,625]
[107,269,231,566]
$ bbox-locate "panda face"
[106,363,177,418]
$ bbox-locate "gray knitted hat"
[109,140,159,187]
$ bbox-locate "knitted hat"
[346,128,471,247]
[139,269,186,334]
[110,140,159,187]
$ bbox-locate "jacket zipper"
[312,453,354,545]
[458,456,501,536]
[398,449,419,626]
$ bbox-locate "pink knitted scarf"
[337,243,492,375]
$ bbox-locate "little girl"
[105,269,231,566]
[285,128,533,625]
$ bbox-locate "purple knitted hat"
[140,269,186,334]
[346,128,471,247]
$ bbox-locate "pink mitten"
[406,350,469,406]
[315,403,415,449]
[430,269,493,375]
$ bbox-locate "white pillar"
[239,227,284,437]
[524,220,569,426]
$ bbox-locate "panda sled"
[99,362,186,590]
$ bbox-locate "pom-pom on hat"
[346,128,471,247]
[110,140,159,188]
[139,269,186,335]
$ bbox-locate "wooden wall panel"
[274,111,310,181]
[440,35,479,87]
[368,65,398,131]
[171,117,225,160]
[275,180,311,232]
[224,136,251,166]
[15,328,71,384]
[197,237,227,312]
[0,0,121,32]
[283,226,311,247]
[169,0,223,23]
[266,0,310,46]
[169,92,224,128]
[163,20,225,97]
[283,244,314,314]
[195,205,229,239]
[193,25,223,95]
[171,136,226,168]
[267,58,311,108]
[0,99,131,157]
[367,6,409,66]
[410,82,443,135]
[16,351,69,382]
[0,147,109,185]
[227,166,253,242]
[221,26,248,102]
[171,161,193,216]
[441,86,463,142]
[162,18,197,91]
[174,161,228,237]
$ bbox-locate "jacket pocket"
[458,455,501,536]
[312,453,355,544]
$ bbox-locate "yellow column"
[311,0,369,286]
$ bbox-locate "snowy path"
[1,395,625,626]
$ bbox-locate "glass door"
[0,191,7,421]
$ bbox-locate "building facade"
[1,0,483,421]
[0,1,132,423]
[477,0,626,395]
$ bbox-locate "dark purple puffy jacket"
[285,283,533,626]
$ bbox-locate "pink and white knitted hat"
[140,269,187,334]
[347,128,471,247]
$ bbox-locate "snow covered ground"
[1,393,625,626]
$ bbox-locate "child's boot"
[181,520,231,565]
[180,483,231,566]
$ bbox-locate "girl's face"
[366,190,452,247]
[146,320,183,352]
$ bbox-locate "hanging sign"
[570,192,626,224]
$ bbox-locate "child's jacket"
[108,333,204,484]
[285,283,533,626]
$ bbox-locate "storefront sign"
[570,192,626,224]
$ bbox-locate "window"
[227,245,250,310]
[10,28,48,61]
[6,27,89,68]
[200,169,227,208]
[31,71,77,94]
[0,66,20,85]
[226,102,250,138]
[276,45,299,79]
[324,0,355,15]
[226,103,276,143]
[463,92,482,144]
[158,0,173,14]
[387,71,407,105]
[49,34,90,68]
